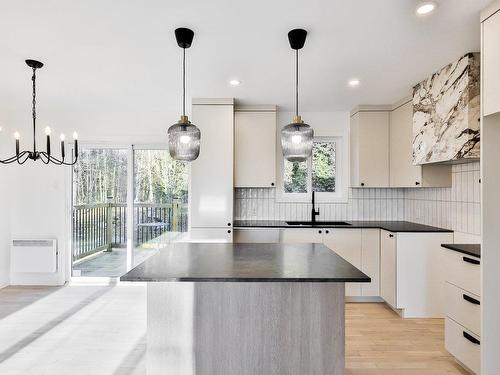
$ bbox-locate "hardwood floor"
[346,303,469,375]
[0,285,469,375]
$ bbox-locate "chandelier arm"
[0,153,22,164]
[43,152,78,166]
[38,152,51,165]
[16,151,31,165]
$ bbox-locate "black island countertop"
[120,242,371,283]
[441,243,481,258]
[233,220,453,233]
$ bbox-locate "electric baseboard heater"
[10,239,58,273]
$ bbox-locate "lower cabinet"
[233,228,280,243]
[379,230,454,317]
[445,318,481,374]
[443,248,481,374]
[185,227,233,242]
[380,230,397,308]
[281,228,380,298]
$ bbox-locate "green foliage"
[312,142,335,192]
[284,160,307,193]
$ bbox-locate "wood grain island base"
[148,282,345,375]
[121,242,370,375]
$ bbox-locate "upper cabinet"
[234,106,277,188]
[350,109,390,187]
[482,9,500,116]
[390,100,452,188]
[350,103,451,188]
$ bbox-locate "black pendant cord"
[32,67,37,154]
[182,47,186,117]
[295,49,299,118]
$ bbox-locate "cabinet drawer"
[443,249,481,296]
[234,229,280,243]
[445,318,480,374]
[445,282,481,336]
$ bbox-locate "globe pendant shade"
[168,123,201,161]
[281,122,313,162]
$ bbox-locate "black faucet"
[311,191,320,224]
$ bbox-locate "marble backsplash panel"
[235,162,480,236]
[413,53,480,164]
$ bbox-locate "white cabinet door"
[190,99,234,229]
[483,10,500,116]
[361,229,380,297]
[380,230,397,308]
[234,229,280,243]
[322,229,362,296]
[350,111,390,187]
[279,228,323,243]
[234,109,276,188]
[390,101,422,187]
[180,227,233,243]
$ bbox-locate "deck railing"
[72,202,188,261]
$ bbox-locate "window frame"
[277,136,346,203]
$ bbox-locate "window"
[281,137,344,202]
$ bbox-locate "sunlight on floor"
[0,285,147,375]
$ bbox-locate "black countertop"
[233,220,453,233]
[441,244,481,258]
[120,242,371,283]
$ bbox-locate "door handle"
[463,331,480,345]
[462,256,480,265]
[463,294,480,305]
[389,234,394,238]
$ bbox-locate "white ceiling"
[0,0,489,135]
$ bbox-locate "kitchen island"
[121,242,370,375]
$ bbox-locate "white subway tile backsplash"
[235,162,480,236]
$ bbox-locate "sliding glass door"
[132,148,188,267]
[71,145,188,277]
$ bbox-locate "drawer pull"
[463,256,480,265]
[463,331,480,345]
[463,294,480,305]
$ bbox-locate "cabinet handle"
[360,182,365,187]
[227,230,232,234]
[227,222,231,226]
[463,331,480,345]
[463,294,480,305]
[389,234,394,238]
[415,181,421,186]
[318,230,322,234]
[271,182,275,186]
[463,256,480,265]
[325,230,329,234]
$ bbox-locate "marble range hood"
[413,53,480,164]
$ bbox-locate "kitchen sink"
[285,221,352,226]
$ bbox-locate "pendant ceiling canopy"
[0,59,79,165]
[281,28,314,163]
[167,27,201,162]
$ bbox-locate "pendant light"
[281,28,313,162]
[168,28,201,162]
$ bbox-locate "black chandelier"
[0,59,78,165]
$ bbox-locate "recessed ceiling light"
[416,2,436,15]
[229,79,241,86]
[348,79,360,87]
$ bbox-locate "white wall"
[0,99,178,285]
